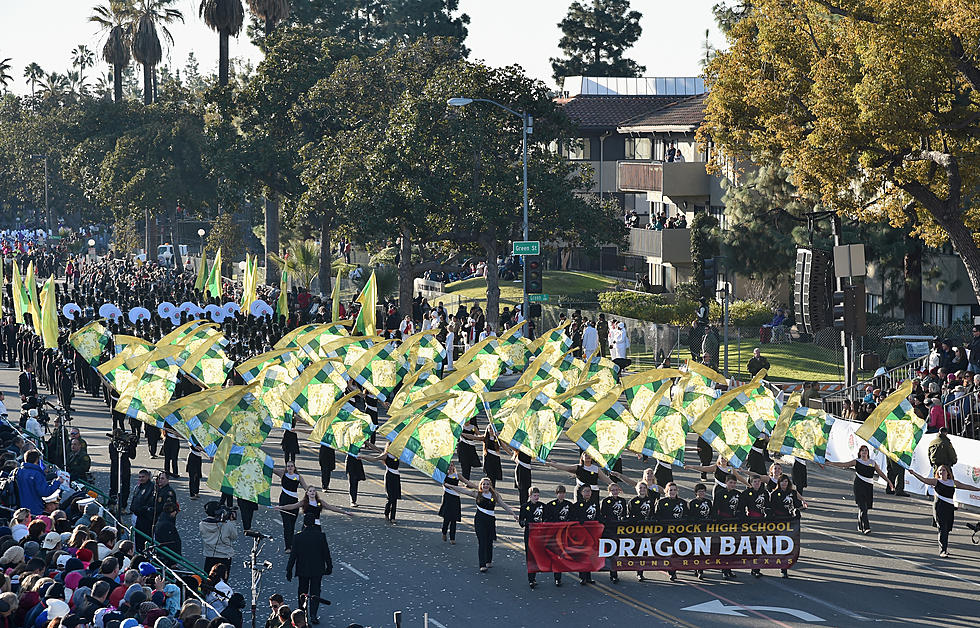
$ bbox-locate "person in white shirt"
[479,326,495,342]
[581,321,599,358]
[25,409,44,442]
[610,322,630,371]
[445,325,456,372]
[399,315,414,340]
[0,391,7,420]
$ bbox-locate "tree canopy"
[550,0,644,84]
[701,0,980,305]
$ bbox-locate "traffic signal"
[703,257,717,293]
[832,290,846,330]
[525,256,542,294]
[529,303,542,317]
[844,284,867,336]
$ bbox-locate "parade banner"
[526,519,801,573]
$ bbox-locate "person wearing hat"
[41,531,62,554]
[200,502,237,576]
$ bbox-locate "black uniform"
[162,430,181,477]
[627,495,654,521]
[483,433,503,486]
[934,479,956,554]
[770,488,802,520]
[853,459,876,532]
[739,487,770,519]
[439,474,462,541]
[514,451,532,506]
[745,437,770,475]
[714,488,741,520]
[286,526,333,623]
[572,498,600,584]
[281,427,300,465]
[575,465,601,505]
[345,454,365,505]
[108,432,137,509]
[520,499,547,584]
[130,479,155,551]
[279,473,301,551]
[458,422,481,480]
[318,444,335,490]
[383,454,401,522]
[689,496,713,521]
[186,446,203,498]
[474,492,498,569]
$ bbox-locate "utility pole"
[43,155,50,233]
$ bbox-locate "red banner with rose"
[526,519,801,573]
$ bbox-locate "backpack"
[0,467,21,509]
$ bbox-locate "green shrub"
[728,300,773,327]
[673,281,702,302]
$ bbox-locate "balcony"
[627,228,691,264]
[617,161,710,198]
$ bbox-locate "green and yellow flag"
[195,249,208,292]
[330,269,342,321]
[39,276,58,349]
[11,261,27,324]
[377,396,464,484]
[768,392,835,464]
[309,391,375,456]
[353,270,377,337]
[690,378,767,469]
[564,390,638,471]
[69,321,111,367]
[277,265,288,317]
[206,249,222,298]
[25,261,41,335]
[856,380,923,468]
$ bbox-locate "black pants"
[281,510,297,550]
[349,479,360,504]
[111,410,127,432]
[146,427,160,457]
[283,450,297,465]
[238,499,257,530]
[297,576,323,619]
[135,518,153,551]
[108,451,131,507]
[204,556,232,579]
[220,493,234,508]
[188,469,201,497]
[163,439,180,476]
[886,460,905,494]
[441,518,457,541]
[320,469,331,491]
[384,499,398,521]
[474,513,494,568]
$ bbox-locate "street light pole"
[447,97,532,335]
[43,155,50,233]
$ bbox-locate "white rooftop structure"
[564,76,707,97]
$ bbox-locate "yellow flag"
[25,261,41,335]
[40,276,59,349]
[11,261,26,324]
[353,270,377,337]
[330,269,342,321]
[195,249,208,292]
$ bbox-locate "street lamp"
[447,97,533,332]
[198,228,206,255]
[87,239,96,261]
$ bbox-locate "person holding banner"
[627,481,655,581]
[907,465,980,557]
[600,483,629,584]
[770,474,805,577]
[827,445,893,535]
[545,485,575,586]
[656,482,688,582]
[712,475,741,580]
[573,486,601,585]
[453,477,518,573]
[739,475,771,578]
[519,487,547,589]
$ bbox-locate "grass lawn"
[666,338,873,383]
[444,271,618,304]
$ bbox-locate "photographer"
[200,501,239,575]
[46,416,71,468]
[107,428,137,512]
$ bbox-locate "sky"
[0,0,721,95]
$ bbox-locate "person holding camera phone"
[200,501,239,576]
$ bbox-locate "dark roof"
[560,95,687,132]
[617,93,707,130]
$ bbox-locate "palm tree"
[40,72,69,101]
[71,44,96,89]
[129,0,184,105]
[93,71,113,99]
[199,0,244,86]
[269,240,319,290]
[246,0,290,37]
[23,63,44,98]
[91,1,133,104]
[66,70,85,99]
[0,58,12,93]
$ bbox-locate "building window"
[709,205,726,231]
[866,293,881,314]
[923,302,951,327]
[564,138,591,160]
[625,137,653,161]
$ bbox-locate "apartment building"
[559,76,725,291]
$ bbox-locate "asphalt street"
[4,365,980,628]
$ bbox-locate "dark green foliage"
[550,0,644,84]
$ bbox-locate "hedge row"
[597,291,772,327]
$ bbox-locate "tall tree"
[245,0,292,283]
[23,63,44,98]
[129,0,184,105]
[71,45,96,90]
[700,0,980,313]
[91,1,133,104]
[0,58,12,92]
[550,0,644,84]
[199,0,245,86]
[40,73,69,101]
[247,0,290,37]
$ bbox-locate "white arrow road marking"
[766,579,870,621]
[426,618,447,628]
[682,599,825,622]
[339,562,369,581]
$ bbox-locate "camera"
[205,501,238,522]
[106,429,138,453]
